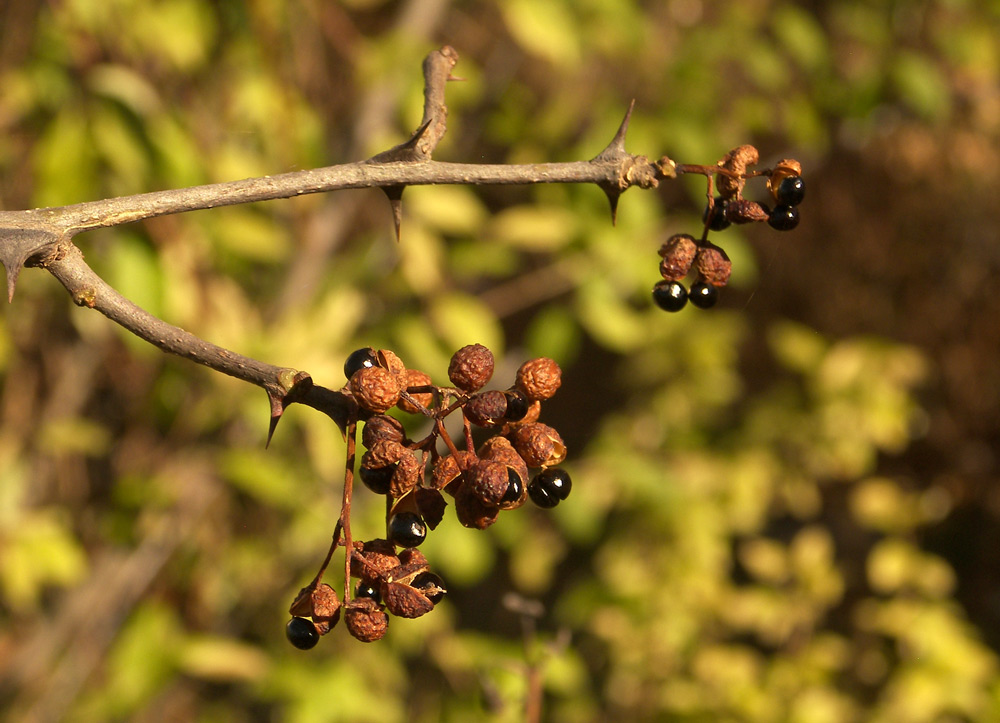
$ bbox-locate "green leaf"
[429,292,504,357]
[487,204,578,251]
[502,0,582,67]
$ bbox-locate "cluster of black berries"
[653,147,805,312]
[286,344,571,647]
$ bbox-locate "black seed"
[355,580,381,603]
[501,467,524,507]
[689,281,719,309]
[388,511,427,548]
[286,617,320,650]
[360,463,397,495]
[776,176,805,206]
[411,571,446,605]
[344,347,378,379]
[768,205,800,231]
[503,389,531,422]
[528,468,572,508]
[703,198,731,231]
[652,280,688,312]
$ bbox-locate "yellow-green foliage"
[1,1,997,721]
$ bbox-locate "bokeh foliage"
[1,0,999,720]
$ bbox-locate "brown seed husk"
[389,452,423,498]
[716,144,759,199]
[398,369,434,414]
[695,245,733,287]
[466,459,510,507]
[382,580,435,619]
[350,539,400,581]
[478,436,528,484]
[362,439,407,469]
[344,598,389,642]
[362,415,405,448]
[430,451,475,491]
[350,366,403,413]
[454,483,499,529]
[448,344,495,392]
[515,358,562,401]
[724,198,770,224]
[658,234,698,281]
[511,422,567,467]
[464,390,508,427]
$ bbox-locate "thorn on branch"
[381,185,405,243]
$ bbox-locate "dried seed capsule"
[411,571,446,605]
[362,439,407,469]
[511,422,567,468]
[466,459,511,508]
[515,358,562,402]
[389,452,422,498]
[454,483,500,530]
[767,158,803,200]
[694,245,732,287]
[724,199,770,224]
[464,390,508,427]
[478,436,529,485]
[716,144,759,199]
[398,369,434,414]
[344,598,389,642]
[350,366,403,413]
[382,580,435,619]
[361,414,405,448]
[430,452,474,491]
[448,343,495,392]
[376,349,407,378]
[658,233,698,281]
[350,538,400,581]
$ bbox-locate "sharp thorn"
[5,265,18,303]
[383,185,405,242]
[601,186,621,226]
[593,99,636,162]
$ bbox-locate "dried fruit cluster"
[286,344,571,646]
[656,147,805,311]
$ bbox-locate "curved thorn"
[5,264,19,303]
[602,187,621,226]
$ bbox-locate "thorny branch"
[0,46,679,435]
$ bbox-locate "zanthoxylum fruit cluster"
[286,344,570,647]
[656,147,806,311]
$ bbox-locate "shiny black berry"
[528,468,572,508]
[689,281,719,309]
[360,463,397,495]
[500,468,524,508]
[355,580,381,603]
[388,511,427,548]
[411,571,446,605]
[652,280,688,312]
[286,617,320,650]
[768,205,799,231]
[503,388,531,422]
[776,176,805,206]
[703,198,731,231]
[344,347,378,379]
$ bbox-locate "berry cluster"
[654,147,805,312]
[286,344,571,646]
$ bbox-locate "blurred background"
[1,0,999,720]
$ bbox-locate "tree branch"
[0,45,677,437]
